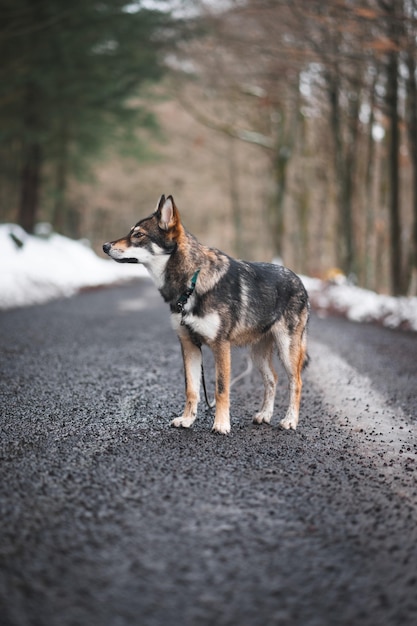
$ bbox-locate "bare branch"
[173,83,275,150]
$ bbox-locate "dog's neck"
[150,227,231,310]
[157,232,203,307]
[145,252,171,291]
[175,269,200,314]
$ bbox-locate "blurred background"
[1,0,416,296]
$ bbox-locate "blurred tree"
[0,0,171,234]
[172,0,417,294]
[317,16,362,279]
[366,0,417,295]
[170,1,305,262]
[404,0,417,295]
[376,0,403,295]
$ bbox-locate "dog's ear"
[157,195,179,231]
[156,195,166,212]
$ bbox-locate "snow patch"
[301,275,417,332]
[0,224,147,310]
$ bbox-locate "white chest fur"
[145,245,170,290]
[171,311,221,342]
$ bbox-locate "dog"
[103,195,310,434]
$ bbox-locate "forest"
[1,0,417,296]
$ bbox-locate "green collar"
[175,269,200,314]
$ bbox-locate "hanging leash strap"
[200,350,253,411]
[201,354,216,409]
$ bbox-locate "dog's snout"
[103,242,111,255]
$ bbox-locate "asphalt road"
[1,279,416,626]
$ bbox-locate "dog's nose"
[103,242,111,255]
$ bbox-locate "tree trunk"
[17,79,43,234]
[386,49,402,295]
[343,91,360,278]
[18,141,42,234]
[406,34,417,295]
[52,131,69,235]
[228,137,243,258]
[327,70,357,277]
[269,98,300,261]
[270,147,290,259]
[364,71,378,289]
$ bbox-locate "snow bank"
[301,275,417,332]
[0,224,147,310]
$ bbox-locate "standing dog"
[103,195,309,434]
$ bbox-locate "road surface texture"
[1,279,416,626]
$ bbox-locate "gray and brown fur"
[103,195,310,434]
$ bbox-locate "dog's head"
[103,195,182,264]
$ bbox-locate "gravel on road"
[1,280,416,626]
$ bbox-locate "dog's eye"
[132,231,144,239]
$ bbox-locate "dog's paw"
[212,420,231,435]
[253,411,272,425]
[279,415,298,430]
[171,416,195,429]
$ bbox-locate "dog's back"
[177,254,308,350]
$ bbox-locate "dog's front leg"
[171,334,201,429]
[212,341,231,435]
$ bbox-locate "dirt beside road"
[0,281,416,626]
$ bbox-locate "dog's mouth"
[114,257,139,264]
[103,242,139,264]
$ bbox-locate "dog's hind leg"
[211,341,231,435]
[251,336,278,425]
[273,312,308,431]
[171,335,201,429]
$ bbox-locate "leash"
[200,349,253,411]
[201,355,216,409]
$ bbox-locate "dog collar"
[176,269,200,314]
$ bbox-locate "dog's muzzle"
[102,242,139,263]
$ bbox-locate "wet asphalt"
[0,279,416,626]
